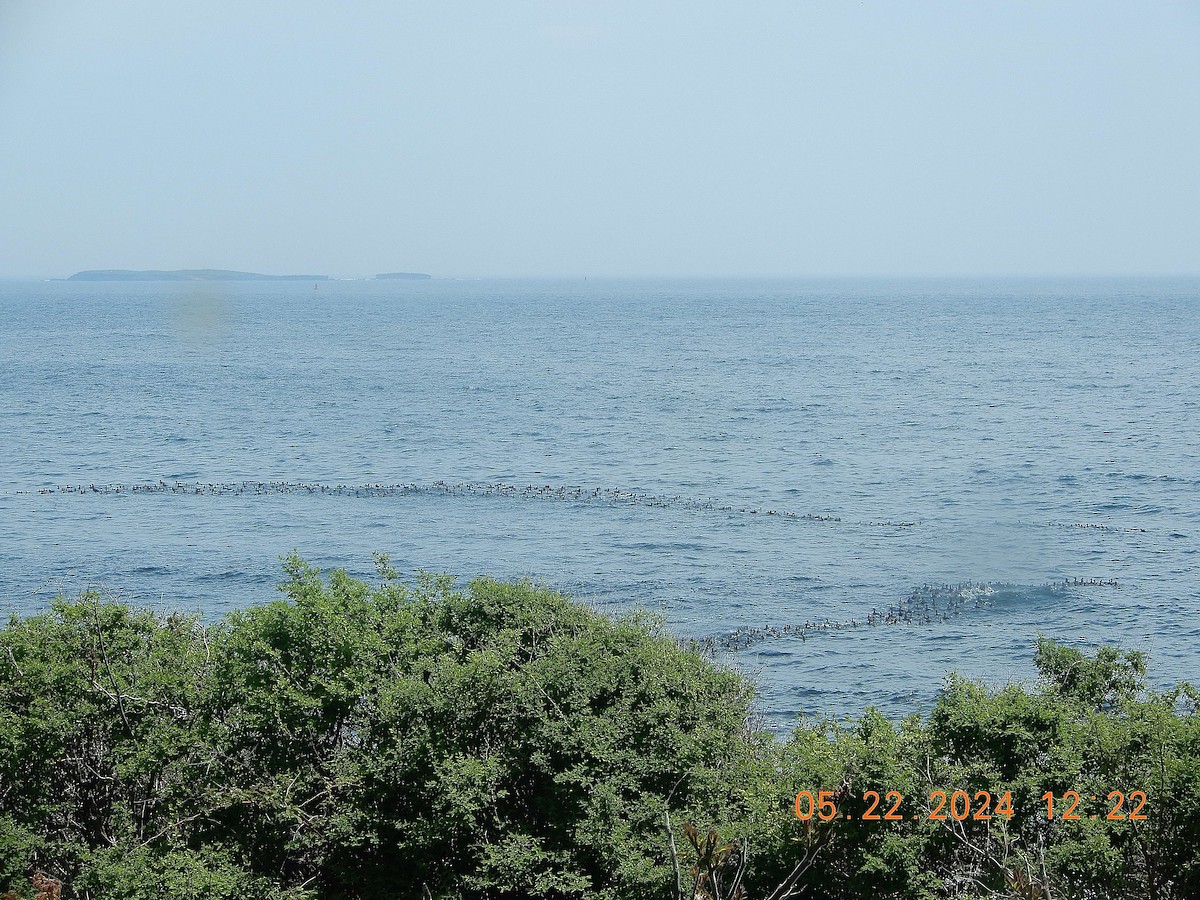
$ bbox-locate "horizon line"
[3,271,1200,282]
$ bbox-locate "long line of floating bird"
[14,480,926,528]
[1049,521,1149,533]
[13,481,1151,535]
[693,578,1120,656]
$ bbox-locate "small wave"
[129,565,171,576]
[615,541,707,552]
[1104,472,1200,487]
[193,568,275,585]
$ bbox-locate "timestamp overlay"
[794,789,1150,823]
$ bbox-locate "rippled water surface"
[1,277,1197,723]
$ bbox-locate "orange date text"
[793,789,1148,823]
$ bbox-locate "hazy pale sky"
[1,1,1197,278]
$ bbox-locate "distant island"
[67,269,329,282]
[375,272,431,280]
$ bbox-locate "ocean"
[1,276,1197,726]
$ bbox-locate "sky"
[0,1,1197,279]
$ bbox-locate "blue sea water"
[1,277,1197,725]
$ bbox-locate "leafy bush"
[1,558,764,899]
[1,560,1197,899]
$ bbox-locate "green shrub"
[1,558,765,899]
[1,560,1197,899]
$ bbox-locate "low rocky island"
[375,271,431,280]
[67,269,329,281]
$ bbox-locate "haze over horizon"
[1,1,1198,280]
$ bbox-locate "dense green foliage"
[1,558,1197,899]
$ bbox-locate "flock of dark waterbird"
[19,479,924,526]
[689,577,1120,657]
[17,480,1141,538]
